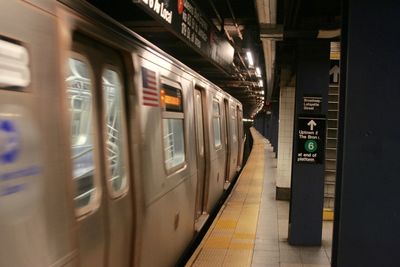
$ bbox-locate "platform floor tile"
[186,128,266,266]
[186,128,333,267]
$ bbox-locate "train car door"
[228,104,239,176]
[65,33,133,267]
[193,88,207,228]
[223,99,232,185]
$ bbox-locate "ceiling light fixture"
[255,67,261,77]
[246,51,254,67]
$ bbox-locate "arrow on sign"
[329,65,340,83]
[307,120,317,130]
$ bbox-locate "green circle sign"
[305,140,317,153]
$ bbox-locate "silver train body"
[0,1,244,266]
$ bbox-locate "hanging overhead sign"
[139,0,173,24]
[133,0,234,71]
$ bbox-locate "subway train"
[0,1,244,266]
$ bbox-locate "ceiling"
[88,0,341,118]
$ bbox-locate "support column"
[288,41,330,245]
[254,112,266,137]
[254,115,261,133]
[266,112,272,140]
[333,1,400,266]
[276,86,295,200]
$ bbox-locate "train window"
[194,92,204,156]
[163,118,185,170]
[161,82,185,172]
[65,56,98,210]
[102,68,128,196]
[231,106,237,142]
[212,99,222,148]
[237,108,243,140]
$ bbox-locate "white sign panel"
[0,39,30,88]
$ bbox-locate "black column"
[262,113,266,136]
[263,114,270,139]
[288,41,330,245]
[254,116,261,132]
[266,112,272,140]
[332,1,400,266]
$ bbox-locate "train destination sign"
[134,0,234,71]
[161,83,183,112]
[303,95,322,113]
[296,116,326,164]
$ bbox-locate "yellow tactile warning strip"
[186,128,266,267]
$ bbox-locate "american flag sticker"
[141,67,159,107]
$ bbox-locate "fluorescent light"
[246,51,254,67]
[258,80,263,87]
[243,118,254,122]
[255,67,261,77]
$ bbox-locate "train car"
[0,1,244,266]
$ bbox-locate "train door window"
[194,91,204,157]
[161,80,185,173]
[231,105,237,142]
[212,99,222,148]
[237,108,243,140]
[65,56,99,211]
[102,68,129,196]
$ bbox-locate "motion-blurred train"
[0,1,244,266]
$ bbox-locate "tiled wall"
[277,87,295,188]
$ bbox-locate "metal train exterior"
[0,1,244,266]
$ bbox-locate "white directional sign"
[307,120,317,130]
[329,64,340,84]
[296,116,326,164]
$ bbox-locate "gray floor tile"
[252,250,279,264]
[300,250,330,265]
[255,240,280,248]
[324,248,332,258]
[280,264,303,267]
[299,247,325,253]
[254,242,280,252]
[279,242,300,251]
[280,251,302,264]
[250,146,334,267]
[252,264,279,267]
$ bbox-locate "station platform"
[186,128,333,267]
